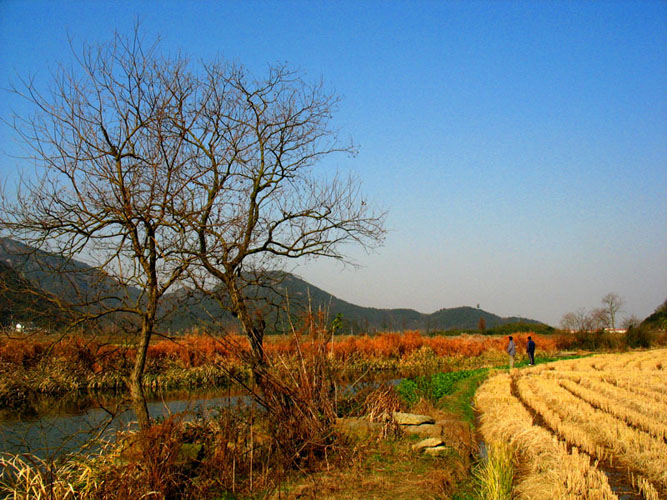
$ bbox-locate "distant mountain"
[0,259,72,328]
[0,237,140,328]
[254,274,542,333]
[1,237,544,334]
[159,273,543,334]
[292,275,540,333]
[0,238,139,308]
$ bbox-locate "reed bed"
[0,331,571,370]
[0,331,572,406]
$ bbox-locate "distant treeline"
[429,322,556,337]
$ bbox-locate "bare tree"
[601,293,624,332]
[560,308,594,333]
[560,293,627,336]
[590,307,610,331]
[621,315,641,330]
[1,30,198,428]
[177,64,386,369]
[1,28,385,423]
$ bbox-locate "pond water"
[0,378,401,460]
[0,389,252,460]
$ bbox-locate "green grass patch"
[503,352,589,370]
[437,369,489,425]
[452,478,479,500]
[396,368,488,406]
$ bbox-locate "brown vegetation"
[0,330,572,410]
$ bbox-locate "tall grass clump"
[475,441,515,500]
[0,453,96,500]
[255,309,343,471]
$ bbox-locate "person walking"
[507,336,516,370]
[527,336,536,365]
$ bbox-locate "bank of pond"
[0,351,575,461]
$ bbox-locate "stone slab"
[392,412,435,425]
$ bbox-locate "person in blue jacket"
[527,336,536,366]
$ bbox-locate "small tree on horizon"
[560,308,595,333]
[601,292,624,331]
[560,292,627,335]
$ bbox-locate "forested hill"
[239,273,542,334]
[141,273,544,334]
[1,237,543,333]
[0,260,72,328]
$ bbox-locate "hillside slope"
[640,299,667,331]
[0,237,139,308]
[1,237,544,334]
[0,260,72,328]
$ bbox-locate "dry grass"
[265,366,481,500]
[0,329,575,412]
[0,453,95,500]
[0,312,351,500]
[0,330,572,374]
[522,354,667,491]
[475,373,618,500]
[557,378,667,440]
[476,348,667,499]
[270,404,472,500]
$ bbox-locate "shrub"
[572,330,624,350]
[625,325,653,349]
[257,311,342,471]
[396,378,419,406]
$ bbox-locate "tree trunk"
[130,318,152,430]
[225,275,266,365]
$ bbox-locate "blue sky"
[1,1,665,325]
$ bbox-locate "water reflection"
[0,377,401,460]
[0,389,252,459]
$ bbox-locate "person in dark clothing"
[527,336,536,365]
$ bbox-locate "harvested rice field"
[474,349,667,500]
